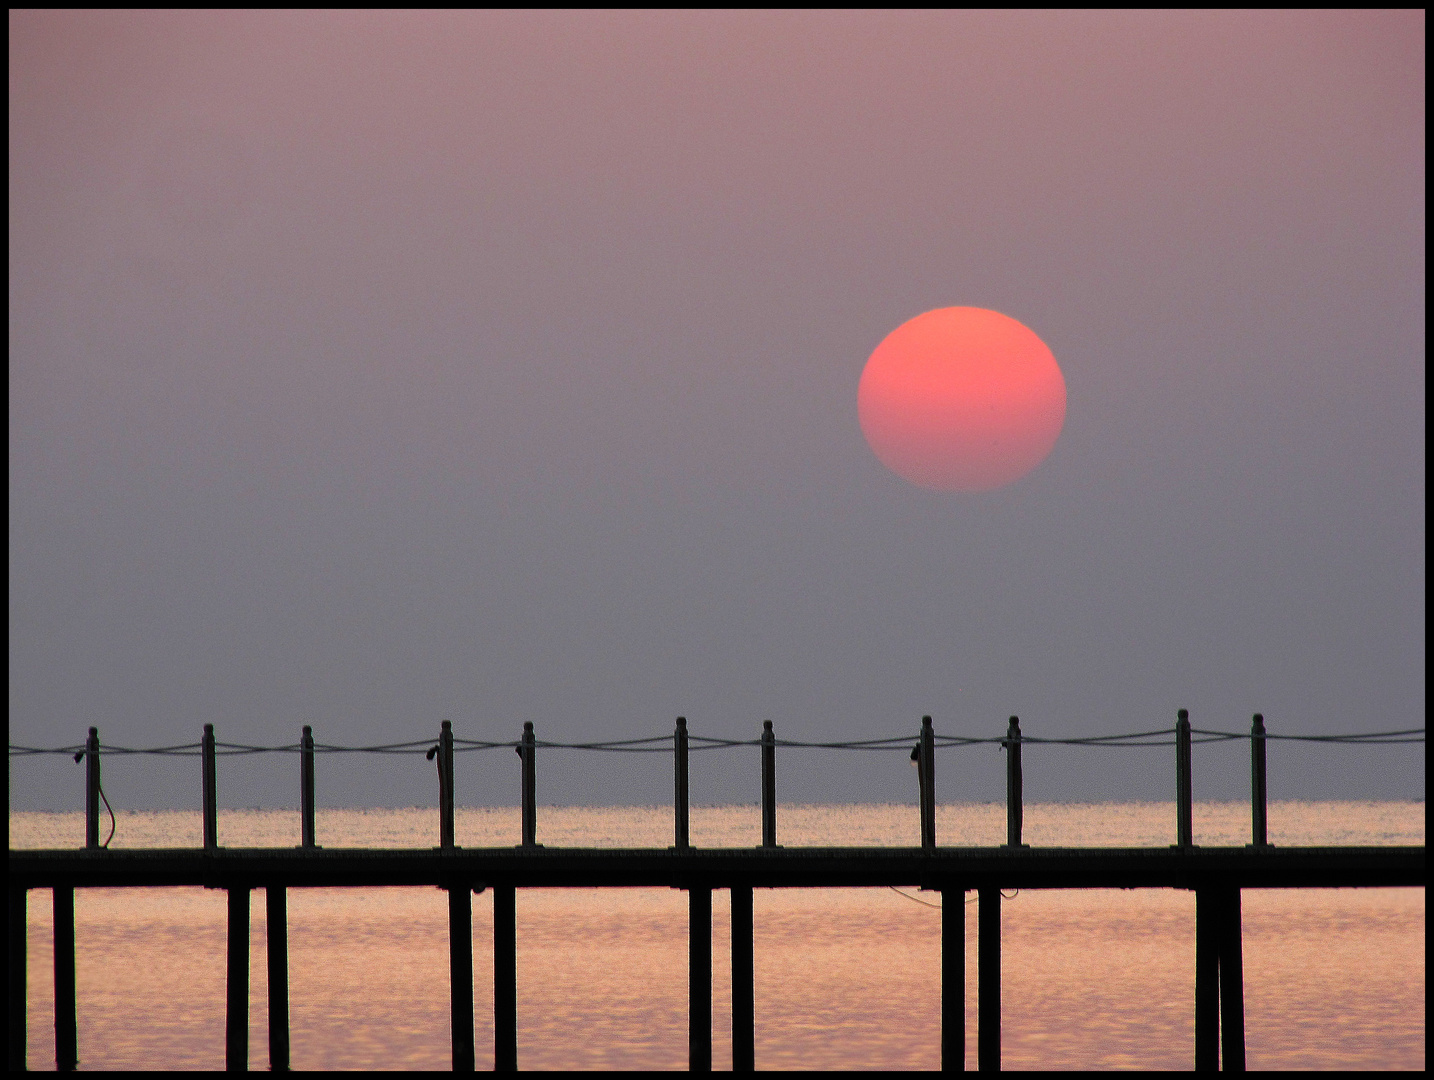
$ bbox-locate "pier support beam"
[977,887,999,1072]
[226,885,249,1072]
[1195,888,1220,1071]
[730,886,754,1072]
[942,884,965,1071]
[10,887,26,1072]
[494,885,517,1072]
[266,887,289,1071]
[1219,888,1245,1072]
[54,887,77,1072]
[449,885,474,1071]
[689,887,712,1072]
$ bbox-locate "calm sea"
[11,802,1424,1071]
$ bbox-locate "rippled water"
[12,802,1425,1071]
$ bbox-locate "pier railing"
[8,712,1425,1073]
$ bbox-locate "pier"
[8,713,1425,1072]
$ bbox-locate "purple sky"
[10,11,1424,810]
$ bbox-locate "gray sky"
[10,10,1424,812]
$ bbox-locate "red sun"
[858,307,1066,492]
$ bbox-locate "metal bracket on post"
[1250,714,1269,848]
[520,721,537,848]
[761,720,777,849]
[1175,709,1193,849]
[674,717,690,850]
[300,725,316,849]
[202,723,218,852]
[1005,716,1027,849]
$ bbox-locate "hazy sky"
[10,11,1424,812]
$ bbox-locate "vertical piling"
[203,724,218,851]
[439,721,455,850]
[674,718,690,850]
[942,883,965,1071]
[84,728,101,850]
[300,726,316,849]
[266,886,289,1072]
[53,886,77,1073]
[689,886,712,1072]
[730,886,755,1072]
[520,722,536,848]
[449,884,475,1072]
[1004,717,1024,848]
[760,721,777,848]
[1219,887,1246,1072]
[977,887,999,1072]
[493,885,517,1072]
[226,885,249,1072]
[1175,710,1193,848]
[920,716,937,852]
[1250,714,1268,848]
[9,887,25,1072]
[1194,888,1219,1071]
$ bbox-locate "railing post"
[266,886,290,1072]
[920,716,936,852]
[226,884,249,1072]
[674,717,690,850]
[449,882,474,1071]
[84,727,100,850]
[730,886,755,1072]
[8,886,25,1072]
[493,885,517,1072]
[1219,887,1246,1072]
[1004,717,1024,848]
[1194,887,1219,1071]
[53,886,77,1072]
[439,721,455,850]
[760,721,777,848]
[977,886,999,1072]
[203,723,218,851]
[520,722,536,848]
[300,726,316,849]
[942,882,965,1071]
[689,885,712,1072]
[1175,709,1192,848]
[1250,714,1268,848]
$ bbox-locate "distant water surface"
[12,802,1425,1071]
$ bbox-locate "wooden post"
[920,717,936,851]
[760,721,776,848]
[1175,710,1192,848]
[674,717,690,850]
[730,886,754,1072]
[942,883,965,1071]
[977,887,999,1072]
[1194,887,1219,1071]
[493,885,517,1072]
[300,726,316,849]
[203,724,218,851]
[1004,717,1024,848]
[54,886,77,1072]
[266,886,289,1072]
[520,722,536,848]
[226,885,249,1072]
[84,728,100,850]
[1219,887,1246,1072]
[439,721,455,850]
[689,886,712,1072]
[1250,715,1268,848]
[8,887,24,1071]
[449,884,475,1072]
